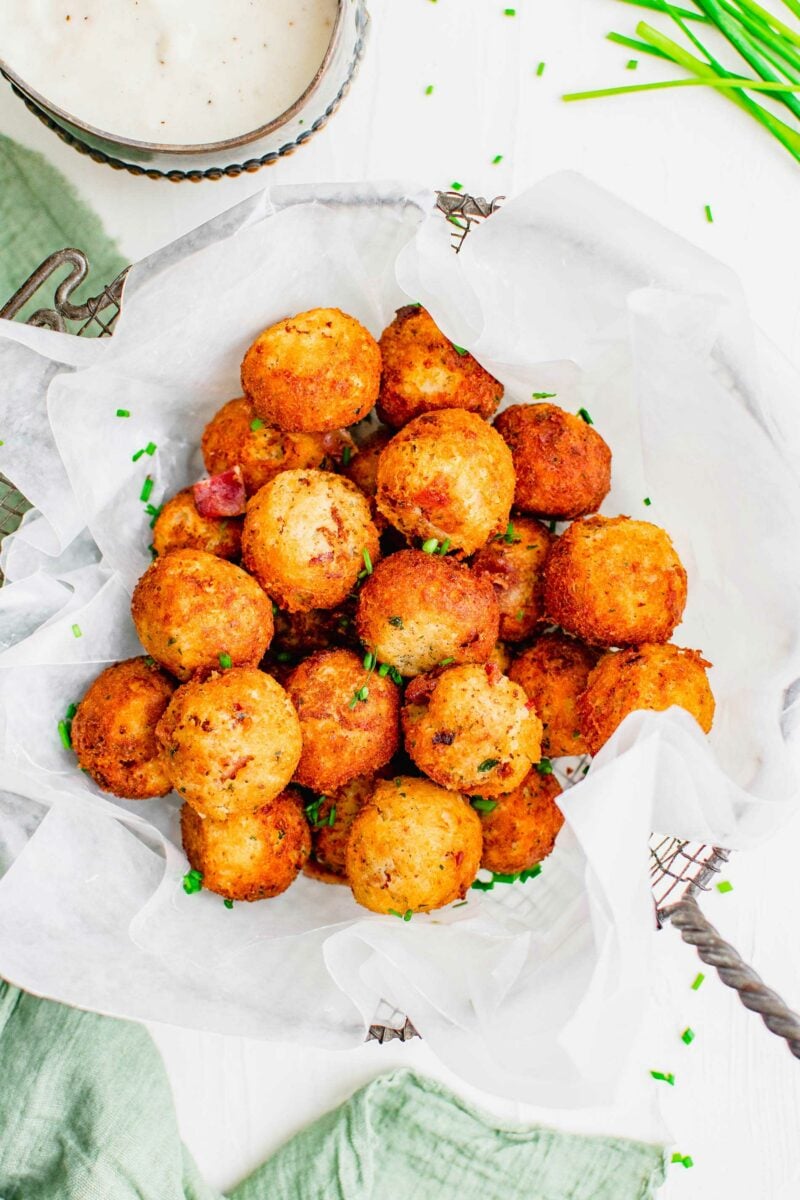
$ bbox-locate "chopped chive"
[218,652,232,669]
[705,203,714,223]
[536,61,546,75]
[356,685,369,701]
[451,181,464,191]
[716,879,733,893]
[328,805,337,827]
[132,449,145,462]
[116,409,130,418]
[681,1027,695,1045]
[342,445,352,466]
[452,344,469,356]
[378,663,390,677]
[491,872,517,884]
[519,864,542,882]
[532,390,556,399]
[477,758,499,773]
[691,972,705,990]
[650,1070,675,1085]
[492,154,503,164]
[453,900,469,908]
[471,878,495,891]
[57,719,72,750]
[515,609,525,621]
[425,84,434,95]
[421,538,440,554]
[362,547,373,574]
[250,417,265,431]
[627,58,639,68]
[643,497,652,506]
[71,623,82,639]
[438,537,452,555]
[182,869,203,895]
[536,758,554,775]
[305,797,324,825]
[140,476,154,503]
[144,441,157,456]
[447,215,465,228]
[470,797,498,812]
[65,702,77,720]
[388,615,404,628]
[577,407,594,424]
[439,656,455,666]
[363,651,376,671]
[387,908,404,918]
[403,909,413,921]
[223,898,234,909]
[504,6,516,14]
[671,1153,694,1169]
[388,667,403,685]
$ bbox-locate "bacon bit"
[525,698,538,711]
[221,755,254,781]
[308,550,335,565]
[193,466,246,518]
[484,662,502,685]
[497,762,513,778]
[432,730,455,746]
[405,675,436,705]
[454,850,464,867]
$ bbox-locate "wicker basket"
[2,191,798,1055]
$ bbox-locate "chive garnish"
[65,702,77,720]
[362,547,373,574]
[145,442,157,456]
[477,758,500,772]
[182,869,203,895]
[536,61,546,75]
[438,537,452,555]
[342,445,352,466]
[305,797,324,825]
[250,417,264,431]
[492,154,503,163]
[691,972,705,990]
[363,651,376,671]
[116,409,130,418]
[57,719,72,750]
[705,203,714,223]
[451,181,464,191]
[425,84,434,95]
[532,391,556,399]
[671,1154,694,1169]
[681,1027,695,1044]
[388,616,404,628]
[627,58,639,68]
[536,758,554,775]
[650,1070,675,1085]
[71,624,82,639]
[218,652,232,669]
[452,344,469,356]
[421,538,439,554]
[577,407,594,424]
[224,898,234,909]
[470,797,498,812]
[328,806,337,827]
[716,879,733,893]
[643,497,652,506]
[140,476,154,503]
[132,449,145,462]
[438,656,455,666]
[504,7,516,14]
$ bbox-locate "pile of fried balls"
[70,304,715,915]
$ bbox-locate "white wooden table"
[2,1,799,1194]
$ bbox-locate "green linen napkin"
[0,981,667,1200]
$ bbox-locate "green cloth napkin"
[0,981,667,1200]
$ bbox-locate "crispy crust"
[375,409,515,556]
[578,643,715,755]
[157,667,302,820]
[340,425,394,532]
[377,306,502,428]
[345,775,482,914]
[240,307,381,433]
[508,632,599,757]
[471,516,552,642]
[131,549,273,681]
[71,657,175,799]
[201,396,352,497]
[242,469,380,613]
[494,403,612,519]
[306,771,380,881]
[152,489,242,560]
[286,649,400,792]
[180,790,310,901]
[355,548,499,677]
[477,769,564,875]
[402,663,543,797]
[543,515,688,647]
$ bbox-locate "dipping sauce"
[0,0,339,145]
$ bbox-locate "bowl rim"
[0,0,345,156]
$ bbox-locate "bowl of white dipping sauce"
[0,0,367,180]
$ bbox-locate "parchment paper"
[0,177,798,1105]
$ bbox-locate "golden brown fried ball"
[402,663,543,797]
[242,469,380,613]
[240,307,381,433]
[152,489,242,560]
[201,396,353,497]
[543,515,688,647]
[508,633,598,757]
[355,549,499,677]
[477,769,564,875]
[578,643,715,755]
[131,549,273,681]
[71,657,175,799]
[346,775,482,914]
[376,409,515,556]
[286,649,400,792]
[180,790,310,901]
[156,667,302,820]
[304,772,378,885]
[377,305,503,429]
[471,516,552,642]
[494,403,612,519]
[340,425,394,531]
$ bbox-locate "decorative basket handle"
[667,895,800,1059]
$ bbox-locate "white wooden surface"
[2,1,799,1194]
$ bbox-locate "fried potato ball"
[402,663,543,797]
[494,403,612,520]
[156,667,302,820]
[71,657,175,799]
[180,789,310,901]
[286,649,399,792]
[340,425,394,531]
[242,469,380,613]
[375,409,515,556]
[508,632,598,757]
[304,772,378,884]
[152,489,242,560]
[355,548,499,677]
[240,307,381,433]
[201,396,353,497]
[578,643,715,755]
[377,305,503,429]
[543,515,688,647]
[471,516,552,642]
[477,769,564,875]
[131,549,273,681]
[346,775,482,914]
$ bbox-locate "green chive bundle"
[565,0,800,162]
